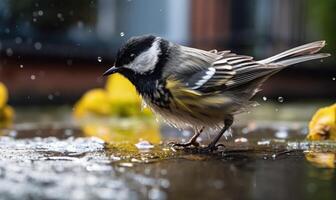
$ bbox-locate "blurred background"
[0,0,335,106]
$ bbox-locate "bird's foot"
[198,143,225,153]
[168,140,200,149]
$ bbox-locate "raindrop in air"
[277,96,284,103]
[6,48,13,56]
[97,57,102,62]
[30,75,36,80]
[20,64,23,68]
[120,32,125,37]
[38,10,43,16]
[15,37,22,44]
[262,96,267,101]
[48,94,54,100]
[332,77,335,81]
[77,21,84,28]
[34,42,42,50]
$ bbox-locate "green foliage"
[307,0,336,51]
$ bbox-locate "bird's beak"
[103,66,119,76]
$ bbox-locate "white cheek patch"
[124,39,161,74]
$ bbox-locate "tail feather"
[274,53,330,66]
[258,41,330,66]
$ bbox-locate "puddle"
[0,108,335,199]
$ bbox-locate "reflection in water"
[79,118,161,144]
[305,103,336,169]
[305,152,335,168]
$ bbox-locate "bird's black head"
[115,35,157,69]
[104,35,167,76]
[103,35,170,92]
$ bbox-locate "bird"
[103,35,330,152]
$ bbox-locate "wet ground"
[0,104,335,200]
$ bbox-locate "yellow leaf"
[73,89,111,118]
[307,104,336,141]
[0,105,14,128]
[106,74,140,104]
[0,82,8,108]
[73,73,154,118]
[305,152,335,168]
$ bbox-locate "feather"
[258,41,328,64]
[272,53,330,66]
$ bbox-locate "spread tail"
[258,41,330,66]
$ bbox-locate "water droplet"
[332,77,336,81]
[148,188,166,200]
[182,130,191,137]
[30,75,36,80]
[61,129,72,137]
[277,96,284,103]
[57,13,64,21]
[38,10,43,16]
[160,169,167,175]
[48,94,54,100]
[262,96,267,101]
[118,162,133,167]
[20,64,23,68]
[275,129,288,139]
[110,155,121,161]
[34,42,42,50]
[8,130,17,137]
[97,57,102,62]
[15,37,22,44]
[77,21,84,28]
[160,179,170,188]
[6,48,13,56]
[120,32,125,37]
[135,140,154,150]
[234,137,248,143]
[257,140,270,145]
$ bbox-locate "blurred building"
[0,0,335,105]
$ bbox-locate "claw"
[168,141,200,149]
[198,143,225,153]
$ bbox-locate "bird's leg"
[200,116,233,152]
[169,127,204,148]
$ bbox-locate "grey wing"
[184,51,283,97]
